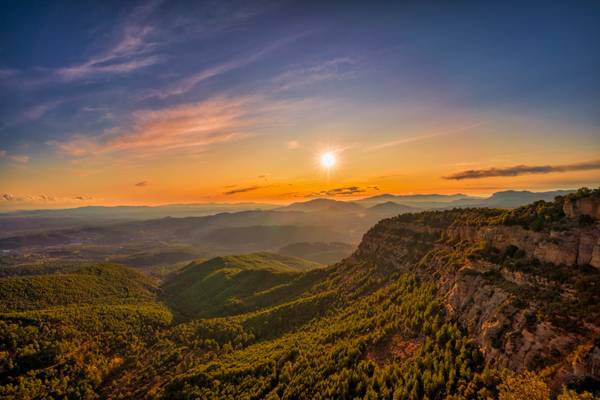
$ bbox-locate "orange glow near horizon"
[1,102,599,210]
[1,2,599,212]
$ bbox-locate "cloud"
[273,57,357,91]
[287,140,300,149]
[24,101,63,120]
[308,186,366,197]
[0,68,18,79]
[368,123,480,151]
[58,57,160,81]
[1,194,92,203]
[148,33,309,99]
[135,181,149,187]
[9,154,29,163]
[444,159,600,180]
[54,95,271,156]
[1,194,51,202]
[0,150,29,164]
[224,185,263,195]
[55,2,161,81]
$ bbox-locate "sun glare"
[320,152,336,169]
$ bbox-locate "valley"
[1,188,599,399]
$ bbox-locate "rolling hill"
[0,264,157,311]
[161,253,323,319]
[1,188,599,399]
[367,201,421,217]
[279,198,365,213]
[278,241,355,264]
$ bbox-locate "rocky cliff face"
[446,224,600,269]
[564,196,600,220]
[355,199,600,389]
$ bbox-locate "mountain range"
[0,188,598,398]
[0,189,579,271]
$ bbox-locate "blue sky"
[1,0,599,208]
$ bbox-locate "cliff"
[446,224,600,269]
[355,190,600,390]
[564,196,600,220]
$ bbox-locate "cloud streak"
[223,185,263,195]
[24,100,63,120]
[444,160,600,180]
[56,1,161,81]
[54,95,273,156]
[368,123,480,151]
[0,149,29,164]
[149,33,310,99]
[272,57,357,91]
[1,194,91,203]
[307,186,366,197]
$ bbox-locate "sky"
[1,0,599,209]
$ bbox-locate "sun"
[320,152,336,169]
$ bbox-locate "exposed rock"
[357,213,600,388]
[447,224,600,269]
[564,197,600,220]
[365,334,422,367]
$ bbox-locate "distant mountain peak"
[279,198,365,213]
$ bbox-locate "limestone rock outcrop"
[564,196,600,220]
[355,209,600,388]
[447,224,600,269]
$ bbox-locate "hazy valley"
[1,188,599,399]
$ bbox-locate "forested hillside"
[0,264,157,311]
[1,190,599,399]
[161,253,322,319]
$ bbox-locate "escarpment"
[446,224,600,269]
[355,189,600,389]
[564,196,600,220]
[446,192,600,269]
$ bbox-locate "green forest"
[1,194,599,399]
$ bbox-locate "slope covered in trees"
[278,241,355,264]
[0,264,157,311]
[161,253,322,319]
[1,189,599,399]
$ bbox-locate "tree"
[497,371,550,400]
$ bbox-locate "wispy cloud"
[224,185,264,195]
[0,149,29,164]
[444,159,600,180]
[23,100,63,121]
[307,186,366,197]
[9,154,29,164]
[1,193,90,203]
[56,2,161,81]
[54,95,272,156]
[272,57,357,91]
[0,68,18,80]
[368,123,480,151]
[148,33,310,99]
[135,181,149,187]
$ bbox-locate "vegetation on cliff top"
[1,190,599,398]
